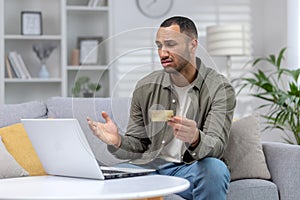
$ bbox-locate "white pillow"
[0,136,29,179]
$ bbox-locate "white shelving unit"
[0,0,4,104]
[0,0,63,104]
[65,0,110,98]
[0,0,111,104]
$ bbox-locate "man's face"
[155,24,193,74]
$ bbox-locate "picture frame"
[21,11,43,35]
[77,37,102,65]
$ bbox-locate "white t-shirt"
[159,84,193,163]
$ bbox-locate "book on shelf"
[5,56,15,78]
[8,52,22,78]
[16,54,31,79]
[87,0,100,7]
[87,0,94,6]
[7,51,31,79]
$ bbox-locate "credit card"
[150,110,174,122]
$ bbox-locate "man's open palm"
[87,111,121,147]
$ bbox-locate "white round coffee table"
[0,175,189,200]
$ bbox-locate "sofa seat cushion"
[227,179,279,200]
[0,101,47,128]
[164,180,279,200]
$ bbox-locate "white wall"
[287,0,299,69]
[264,0,287,55]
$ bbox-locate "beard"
[163,57,190,74]
[163,66,178,74]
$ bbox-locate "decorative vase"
[33,43,56,79]
[39,64,49,78]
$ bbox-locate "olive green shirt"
[108,58,236,164]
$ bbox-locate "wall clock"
[136,0,174,18]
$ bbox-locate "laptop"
[21,118,155,180]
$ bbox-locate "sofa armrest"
[262,142,300,200]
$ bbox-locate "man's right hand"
[87,111,121,147]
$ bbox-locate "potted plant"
[72,76,101,98]
[236,48,300,144]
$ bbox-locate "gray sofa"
[1,97,300,200]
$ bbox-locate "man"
[87,16,236,200]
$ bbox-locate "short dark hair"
[160,16,198,39]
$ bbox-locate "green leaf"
[252,58,265,66]
[257,70,268,81]
[283,68,300,83]
[288,82,300,97]
[276,47,287,68]
[268,54,276,65]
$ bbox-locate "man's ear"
[190,39,198,53]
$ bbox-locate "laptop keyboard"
[102,169,127,174]
[101,168,153,179]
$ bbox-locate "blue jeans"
[116,158,230,200]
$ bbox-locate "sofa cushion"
[223,114,271,181]
[0,101,47,128]
[46,97,131,166]
[0,136,29,179]
[0,123,46,176]
[227,179,279,200]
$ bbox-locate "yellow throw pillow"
[0,123,46,176]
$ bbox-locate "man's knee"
[198,157,230,183]
[175,158,230,199]
[193,158,230,198]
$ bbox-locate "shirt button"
[192,153,196,156]
[162,140,165,144]
[172,99,176,104]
